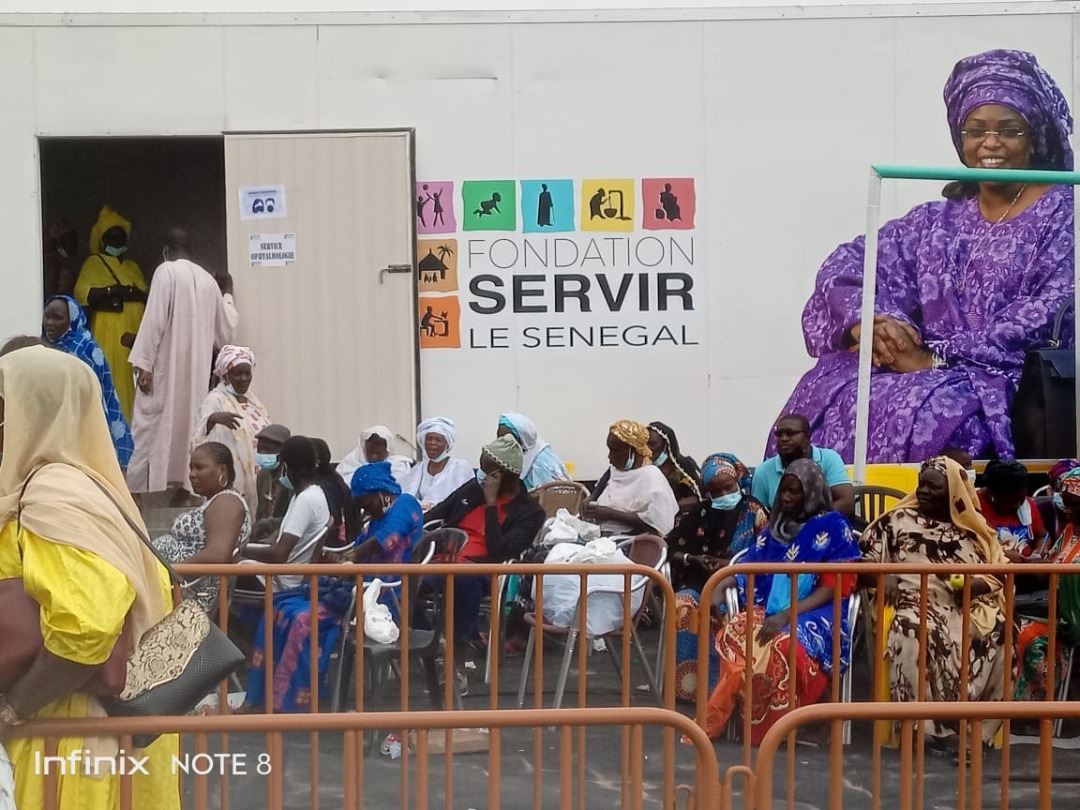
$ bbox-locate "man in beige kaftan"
[126,229,238,497]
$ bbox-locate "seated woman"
[400,417,475,511]
[668,453,768,702]
[705,459,859,743]
[349,461,424,563]
[193,345,271,516]
[424,436,546,655]
[1043,458,1079,540]
[860,456,1007,749]
[335,425,413,488]
[582,419,679,537]
[648,421,704,515]
[41,294,134,467]
[497,412,570,489]
[152,442,251,613]
[239,436,331,593]
[771,50,1073,463]
[1015,468,1080,701]
[311,437,352,544]
[241,437,338,713]
[977,459,1050,561]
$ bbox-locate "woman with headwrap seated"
[349,461,425,563]
[772,49,1074,463]
[648,421,704,513]
[192,345,271,515]
[582,419,679,537]
[423,436,547,657]
[497,412,571,490]
[400,417,475,511]
[41,294,134,468]
[1044,458,1080,539]
[668,453,769,702]
[705,459,859,743]
[336,425,414,489]
[860,456,1007,751]
[1015,468,1080,701]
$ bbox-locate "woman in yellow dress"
[74,206,148,420]
[0,344,180,809]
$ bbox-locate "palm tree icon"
[436,244,455,268]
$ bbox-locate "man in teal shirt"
[751,414,855,516]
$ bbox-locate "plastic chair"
[329,528,467,721]
[1056,646,1076,737]
[515,534,666,709]
[722,549,860,745]
[853,485,907,525]
[531,481,591,518]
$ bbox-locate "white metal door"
[224,131,417,461]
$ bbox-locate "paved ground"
[178,625,1080,809]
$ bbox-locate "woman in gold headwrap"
[0,345,180,808]
[582,419,679,536]
[74,206,148,420]
[860,456,1007,747]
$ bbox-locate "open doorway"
[39,136,227,301]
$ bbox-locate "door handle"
[379,264,413,284]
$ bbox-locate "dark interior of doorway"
[39,136,227,302]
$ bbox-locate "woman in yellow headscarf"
[0,345,180,809]
[860,455,1007,750]
[74,206,148,420]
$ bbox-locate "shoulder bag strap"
[84,474,185,586]
[1050,299,1075,348]
[96,254,124,287]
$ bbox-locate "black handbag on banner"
[1011,300,1076,459]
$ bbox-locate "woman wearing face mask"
[74,205,149,421]
[582,419,679,536]
[400,417,475,511]
[667,453,769,702]
[350,461,425,564]
[1045,458,1080,539]
[647,422,704,514]
[41,294,134,468]
[192,345,270,515]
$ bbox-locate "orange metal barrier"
[10,707,719,810]
[697,561,1079,779]
[751,701,1080,810]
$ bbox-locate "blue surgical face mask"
[711,492,742,511]
[431,450,451,463]
[279,473,293,490]
[104,245,127,258]
[223,382,239,398]
[1054,493,1066,511]
[653,450,669,467]
[622,451,636,472]
[255,453,279,471]
[475,469,487,484]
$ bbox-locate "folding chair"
[515,534,667,709]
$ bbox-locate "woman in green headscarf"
[74,205,148,420]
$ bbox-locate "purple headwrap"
[1049,459,1080,488]
[944,49,1073,171]
[351,460,401,498]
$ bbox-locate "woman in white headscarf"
[192,344,270,514]
[399,417,475,510]
[0,345,180,808]
[336,425,413,488]
[497,412,570,490]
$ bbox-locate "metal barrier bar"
[698,560,1078,773]
[753,701,1080,809]
[13,707,717,810]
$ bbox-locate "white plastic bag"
[543,508,601,546]
[539,542,645,636]
[363,579,400,644]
